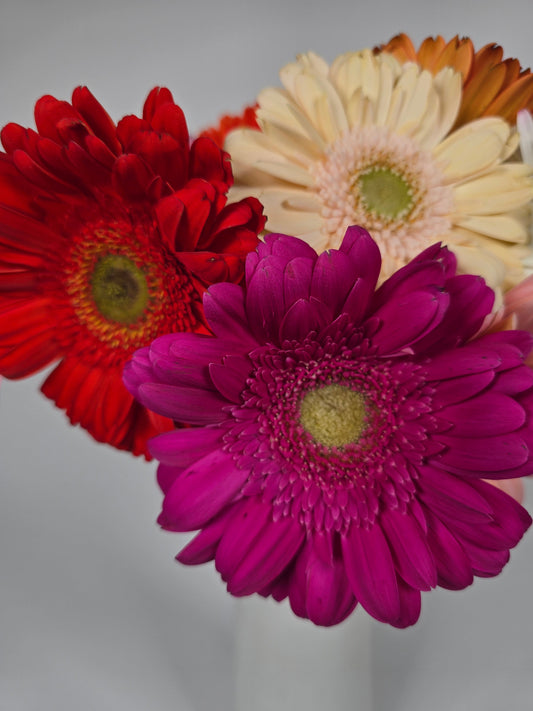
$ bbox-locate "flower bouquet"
[2,33,533,709]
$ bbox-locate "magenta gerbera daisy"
[124,226,533,627]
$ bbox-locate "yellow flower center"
[357,166,414,220]
[300,384,367,448]
[91,254,149,324]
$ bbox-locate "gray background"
[1,0,533,709]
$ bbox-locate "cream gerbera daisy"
[227,50,533,290]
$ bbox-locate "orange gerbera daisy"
[379,34,533,128]
[198,104,259,149]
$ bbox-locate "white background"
[1,1,533,709]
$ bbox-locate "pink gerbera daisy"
[124,226,533,627]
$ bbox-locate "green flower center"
[91,254,149,324]
[357,166,413,220]
[300,384,367,448]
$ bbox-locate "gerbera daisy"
[379,34,533,128]
[0,86,264,456]
[124,226,533,628]
[226,50,533,292]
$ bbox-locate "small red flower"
[0,87,264,456]
[198,104,259,149]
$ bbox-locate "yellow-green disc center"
[91,254,149,324]
[300,384,367,448]
[358,167,413,219]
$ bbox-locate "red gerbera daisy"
[0,86,264,456]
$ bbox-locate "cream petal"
[279,52,329,95]
[453,165,533,214]
[394,69,435,136]
[260,187,323,234]
[226,129,313,187]
[434,118,512,182]
[447,227,527,289]
[384,63,421,131]
[454,214,530,244]
[255,159,314,187]
[330,52,364,104]
[518,110,533,166]
[451,243,507,291]
[430,68,462,145]
[292,71,348,142]
[256,87,308,136]
[502,131,520,161]
[286,102,329,151]
[260,120,323,165]
[373,59,396,127]
[406,87,440,148]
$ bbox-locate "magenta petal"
[156,463,182,496]
[338,226,381,287]
[439,392,526,436]
[431,370,495,408]
[423,344,502,380]
[431,274,495,347]
[459,539,510,577]
[480,330,533,361]
[436,433,529,473]
[372,258,450,312]
[283,257,314,306]
[209,355,250,402]
[289,537,356,626]
[228,519,305,596]
[418,466,493,523]
[137,382,228,423]
[167,333,236,367]
[203,283,258,348]
[177,506,236,565]
[423,509,474,590]
[246,255,287,343]
[340,277,373,325]
[216,498,305,596]
[149,426,223,467]
[465,479,532,546]
[380,509,437,591]
[493,366,533,395]
[123,348,153,397]
[260,232,317,262]
[162,449,248,531]
[341,524,400,623]
[310,249,355,315]
[372,288,449,354]
[390,579,422,629]
[279,298,322,342]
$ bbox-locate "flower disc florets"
[125,226,533,628]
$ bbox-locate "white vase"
[235,595,373,711]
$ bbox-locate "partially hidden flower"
[226,49,533,292]
[124,226,533,627]
[199,104,259,149]
[379,34,533,128]
[0,86,264,456]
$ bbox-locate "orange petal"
[377,33,417,63]
[433,36,473,81]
